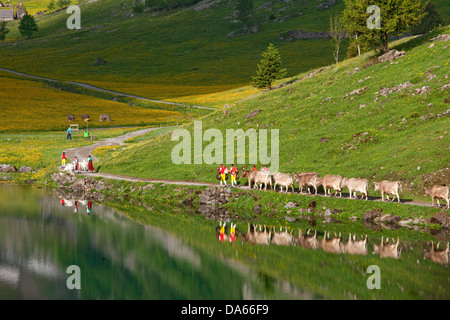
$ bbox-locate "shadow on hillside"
[390,27,446,53]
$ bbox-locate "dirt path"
[63,126,173,161]
[78,174,438,209]
[0,67,216,111]
[64,128,443,210]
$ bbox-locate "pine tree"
[0,21,9,43]
[251,43,286,90]
[47,0,56,11]
[18,14,38,39]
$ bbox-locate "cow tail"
[399,182,403,198]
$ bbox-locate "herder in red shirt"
[219,164,227,186]
[230,164,238,187]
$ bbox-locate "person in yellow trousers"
[61,152,67,168]
[219,164,227,186]
[230,164,238,187]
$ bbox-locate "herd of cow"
[236,168,449,209]
[217,223,449,265]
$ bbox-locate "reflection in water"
[232,223,449,265]
[0,184,315,300]
[60,198,94,215]
[422,242,449,265]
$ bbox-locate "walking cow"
[425,185,449,209]
[373,180,402,203]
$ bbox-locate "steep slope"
[95,27,450,198]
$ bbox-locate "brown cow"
[253,224,271,245]
[373,236,401,259]
[342,177,369,200]
[320,175,343,197]
[422,242,449,265]
[254,170,272,191]
[271,227,293,246]
[373,180,402,203]
[340,233,368,255]
[241,168,258,188]
[425,185,449,209]
[293,172,320,195]
[320,231,341,254]
[272,172,295,193]
[295,229,319,250]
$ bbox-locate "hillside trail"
[62,126,443,210]
[63,126,174,162]
[0,67,216,110]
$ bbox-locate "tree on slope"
[251,43,286,90]
[0,22,9,44]
[343,0,425,54]
[329,14,347,64]
[18,14,38,39]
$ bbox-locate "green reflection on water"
[0,183,318,300]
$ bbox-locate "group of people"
[217,164,269,187]
[61,152,95,172]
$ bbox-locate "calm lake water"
[0,183,319,300]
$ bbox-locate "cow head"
[373,182,380,191]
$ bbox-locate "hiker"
[219,163,227,186]
[67,127,72,141]
[262,164,269,172]
[230,164,238,187]
[251,165,257,171]
[61,152,66,168]
[74,200,79,214]
[88,155,94,173]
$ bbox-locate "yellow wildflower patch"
[0,75,182,132]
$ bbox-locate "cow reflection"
[422,242,449,265]
[372,236,401,259]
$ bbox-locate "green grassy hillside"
[95,27,450,198]
[0,0,349,100]
[2,0,448,102]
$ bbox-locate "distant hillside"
[0,0,349,100]
[1,0,449,100]
[95,27,450,198]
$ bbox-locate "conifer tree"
[18,14,38,39]
[343,0,425,53]
[251,43,286,90]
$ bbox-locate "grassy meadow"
[0,127,141,171]
[1,0,349,100]
[0,71,183,132]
